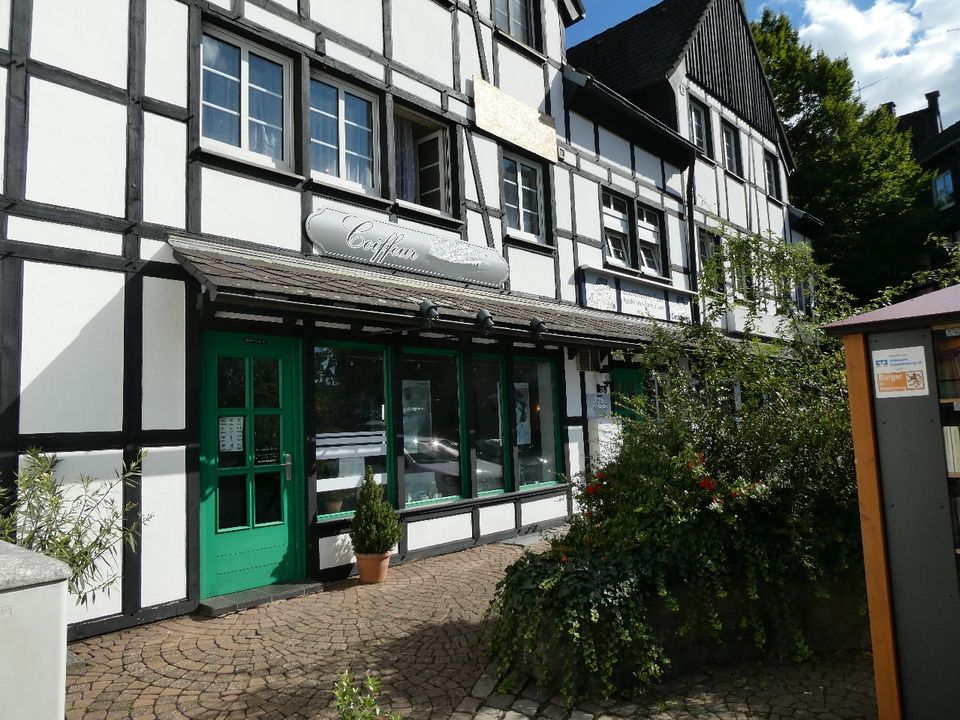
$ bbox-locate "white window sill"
[395,198,450,219]
[200,137,295,176]
[504,227,546,246]
[581,263,697,297]
[310,171,381,198]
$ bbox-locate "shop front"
[175,230,652,598]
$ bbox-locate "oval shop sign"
[305,207,509,287]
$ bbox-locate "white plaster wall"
[318,533,355,569]
[473,134,501,209]
[548,65,564,139]
[563,353,582,416]
[466,210,487,248]
[478,503,515,536]
[142,277,185,430]
[145,0,188,107]
[768,201,787,238]
[634,147,661,187]
[26,79,127,217]
[520,495,567,526]
[311,0,383,53]
[543,0,563,61]
[568,112,594,153]
[31,0,128,87]
[566,425,585,478]
[727,178,748,229]
[23,449,127,624]
[392,0,453,87]
[557,236,576,302]
[140,446,187,607]
[458,12,482,93]
[6,216,123,255]
[509,249,555,298]
[244,3,314,47]
[577,241,602,268]
[572,174,601,240]
[693,161,719,215]
[20,263,124,434]
[463,138,478,202]
[271,0,298,12]
[0,0,9,50]
[496,46,544,112]
[392,72,441,108]
[552,165,571,231]
[323,40,386,82]
[143,113,186,228]
[201,168,302,250]
[664,163,684,196]
[598,128,630,173]
[406,513,473,551]
[666,214,687,269]
[140,238,177,263]
[0,580,67,720]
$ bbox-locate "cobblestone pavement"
[462,652,878,720]
[66,540,877,720]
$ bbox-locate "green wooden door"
[200,332,304,599]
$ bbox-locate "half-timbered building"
[0,0,806,638]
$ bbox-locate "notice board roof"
[825,283,960,336]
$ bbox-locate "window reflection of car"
[407,437,459,463]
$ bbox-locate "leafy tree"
[752,9,935,302]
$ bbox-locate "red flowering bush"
[489,273,862,704]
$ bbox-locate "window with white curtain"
[394,110,449,213]
[494,0,536,47]
[309,76,377,190]
[201,28,292,169]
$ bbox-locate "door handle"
[284,453,293,482]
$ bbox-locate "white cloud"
[797,0,960,126]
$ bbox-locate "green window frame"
[473,353,512,496]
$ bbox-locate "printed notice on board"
[218,416,244,452]
[871,346,929,398]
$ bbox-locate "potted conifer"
[350,467,402,583]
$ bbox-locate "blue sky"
[566,0,960,126]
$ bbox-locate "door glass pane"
[254,359,280,407]
[218,474,247,529]
[514,360,558,487]
[218,415,246,468]
[254,415,281,466]
[314,345,388,515]
[474,359,505,493]
[218,357,245,408]
[254,472,283,524]
[401,353,462,503]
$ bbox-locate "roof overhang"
[562,65,697,169]
[559,0,586,27]
[169,236,660,349]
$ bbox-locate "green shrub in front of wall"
[349,466,402,555]
[487,230,882,704]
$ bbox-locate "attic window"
[689,98,712,157]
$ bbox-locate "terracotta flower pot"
[355,551,391,584]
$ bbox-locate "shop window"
[314,344,389,517]
[689,98,712,157]
[473,356,509,494]
[513,358,560,487]
[309,76,377,189]
[201,29,292,169]
[494,0,536,47]
[395,109,449,213]
[764,151,782,200]
[721,120,743,176]
[401,352,464,504]
[934,171,955,209]
[502,152,545,242]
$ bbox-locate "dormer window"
[934,171,955,209]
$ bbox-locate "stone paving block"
[511,697,540,716]
[569,710,595,720]
[458,696,483,713]
[486,693,517,710]
[474,708,505,720]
